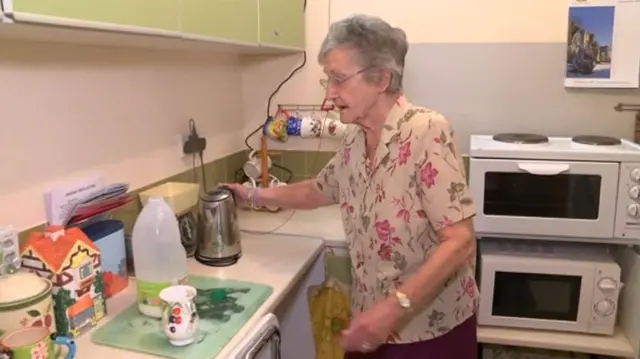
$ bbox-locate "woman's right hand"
[222,183,251,207]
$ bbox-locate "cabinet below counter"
[0,0,305,54]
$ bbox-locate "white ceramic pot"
[160,285,199,347]
[0,272,56,337]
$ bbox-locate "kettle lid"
[201,186,233,202]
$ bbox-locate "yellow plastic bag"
[307,278,351,359]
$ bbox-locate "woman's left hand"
[340,298,402,353]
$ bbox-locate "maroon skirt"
[344,315,477,359]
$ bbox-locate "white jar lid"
[0,272,50,305]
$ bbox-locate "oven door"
[469,158,619,239]
[478,253,595,333]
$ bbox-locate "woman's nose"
[324,84,338,100]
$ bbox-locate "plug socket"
[183,134,207,155]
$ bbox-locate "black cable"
[243,50,307,152]
[241,50,305,184]
[198,152,207,192]
[192,154,197,183]
[241,0,308,184]
[188,118,208,192]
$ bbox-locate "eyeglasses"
[319,67,370,89]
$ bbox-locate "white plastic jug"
[131,196,188,318]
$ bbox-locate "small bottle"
[131,196,188,318]
[0,226,20,275]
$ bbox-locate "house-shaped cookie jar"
[20,226,107,338]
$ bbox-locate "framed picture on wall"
[565,0,640,88]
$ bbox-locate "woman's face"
[321,48,384,125]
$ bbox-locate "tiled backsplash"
[17,150,245,243]
[271,151,470,183]
[16,150,334,242]
[271,150,336,182]
[16,149,468,242]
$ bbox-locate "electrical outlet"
[178,134,190,158]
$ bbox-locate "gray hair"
[318,14,409,94]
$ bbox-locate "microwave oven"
[468,157,640,241]
[477,240,622,335]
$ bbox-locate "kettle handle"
[217,185,237,203]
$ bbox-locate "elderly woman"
[227,14,478,359]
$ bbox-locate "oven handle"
[243,325,281,359]
[517,163,570,175]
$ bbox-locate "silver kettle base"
[195,252,241,267]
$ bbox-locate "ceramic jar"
[0,272,56,337]
[159,285,199,346]
[0,327,75,359]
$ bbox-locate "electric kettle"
[195,185,242,266]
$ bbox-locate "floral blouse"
[314,97,479,344]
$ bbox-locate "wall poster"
[565,0,640,88]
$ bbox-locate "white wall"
[329,0,570,43]
[241,0,339,152]
[241,0,608,151]
[0,40,245,230]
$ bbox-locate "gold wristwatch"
[393,291,412,310]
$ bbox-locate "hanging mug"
[0,327,75,359]
[299,116,321,138]
[265,175,287,212]
[242,150,272,180]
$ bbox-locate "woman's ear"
[377,70,392,93]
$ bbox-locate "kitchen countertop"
[238,205,347,246]
[76,232,324,359]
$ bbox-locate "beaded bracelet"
[249,187,260,209]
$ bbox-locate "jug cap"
[201,186,233,202]
[209,288,228,302]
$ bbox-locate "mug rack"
[251,102,333,213]
[277,102,335,114]
[255,135,280,213]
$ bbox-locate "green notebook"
[91,275,273,359]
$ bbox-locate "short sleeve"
[313,151,341,204]
[413,114,476,231]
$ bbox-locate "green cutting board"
[91,275,273,359]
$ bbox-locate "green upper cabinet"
[180,0,259,44]
[3,0,305,52]
[7,0,181,32]
[258,0,305,49]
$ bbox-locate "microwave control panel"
[588,264,621,334]
[615,163,640,240]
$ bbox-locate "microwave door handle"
[517,163,570,175]
[244,325,281,359]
